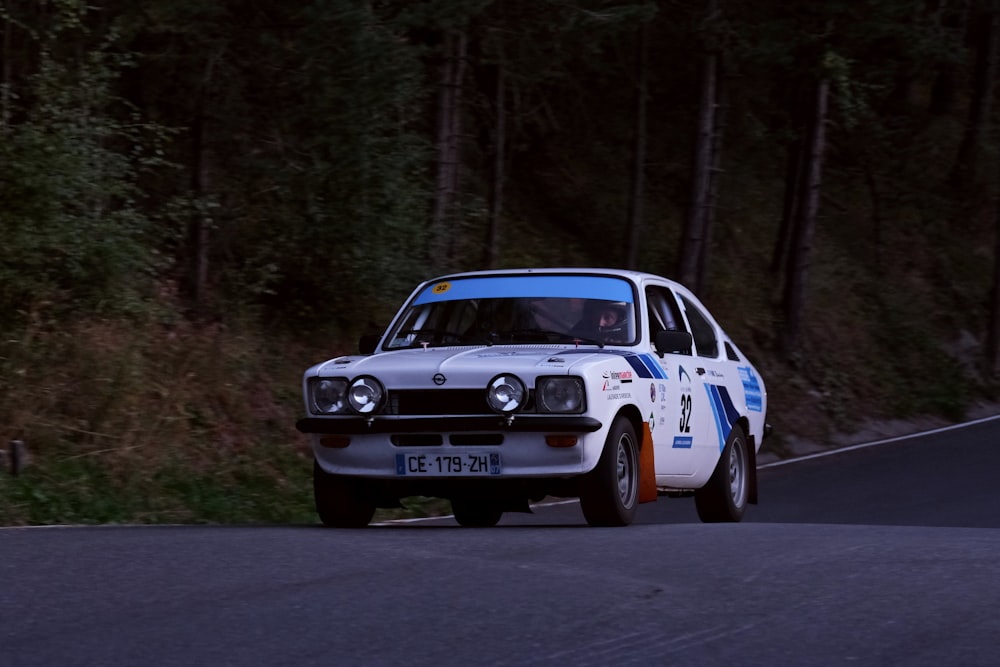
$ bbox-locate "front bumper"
[302,414,608,480]
[296,415,603,434]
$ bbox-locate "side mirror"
[654,330,692,357]
[358,334,380,355]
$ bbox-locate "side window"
[646,286,690,355]
[679,296,718,358]
[645,286,682,334]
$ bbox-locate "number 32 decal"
[679,393,692,433]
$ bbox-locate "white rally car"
[297,268,768,527]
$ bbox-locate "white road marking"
[757,413,1000,469]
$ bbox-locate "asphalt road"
[3,416,999,666]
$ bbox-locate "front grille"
[449,433,504,446]
[389,389,490,416]
[391,434,444,446]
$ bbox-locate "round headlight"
[538,377,585,413]
[312,378,348,414]
[486,374,526,414]
[348,376,385,414]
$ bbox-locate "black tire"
[695,423,749,523]
[313,460,376,528]
[451,498,503,527]
[580,416,640,527]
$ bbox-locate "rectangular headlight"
[536,376,586,414]
[308,377,350,415]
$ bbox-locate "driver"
[596,303,629,343]
[574,301,630,344]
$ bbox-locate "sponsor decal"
[658,383,667,403]
[672,436,693,449]
[648,412,655,432]
[603,369,633,383]
[738,366,763,412]
[707,369,725,378]
[605,391,631,400]
[678,365,692,384]
[431,282,451,295]
[650,383,656,402]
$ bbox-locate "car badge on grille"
[432,373,447,386]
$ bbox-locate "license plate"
[395,452,502,476]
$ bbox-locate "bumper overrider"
[296,415,603,435]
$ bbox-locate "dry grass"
[0,305,319,525]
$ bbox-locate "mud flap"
[639,422,657,503]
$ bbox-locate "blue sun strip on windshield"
[414,275,635,305]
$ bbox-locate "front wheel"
[313,461,376,528]
[694,424,749,523]
[580,416,640,527]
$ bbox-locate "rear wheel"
[580,416,639,527]
[313,461,376,528]
[451,498,503,527]
[695,424,749,523]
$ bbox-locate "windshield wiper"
[393,329,493,347]
[491,328,604,348]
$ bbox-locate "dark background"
[1,0,998,524]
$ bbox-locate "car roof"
[425,267,684,290]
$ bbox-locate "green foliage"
[0,449,316,525]
[0,9,172,323]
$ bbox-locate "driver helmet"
[597,302,630,343]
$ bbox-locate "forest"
[2,0,999,523]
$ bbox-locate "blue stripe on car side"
[705,384,730,452]
[624,355,652,378]
[716,385,741,428]
[705,384,725,451]
[638,354,667,379]
[541,349,666,380]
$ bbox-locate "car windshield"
[384,275,637,349]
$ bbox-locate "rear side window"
[679,296,718,358]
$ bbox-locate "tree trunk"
[929,0,971,116]
[987,200,1000,372]
[950,4,997,185]
[1,3,11,129]
[677,14,718,291]
[770,82,810,277]
[697,53,726,293]
[624,21,649,271]
[781,77,829,355]
[431,29,467,268]
[484,42,506,270]
[770,134,802,277]
[191,55,217,316]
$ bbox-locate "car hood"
[312,346,624,389]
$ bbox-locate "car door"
[675,291,736,479]
[644,285,701,477]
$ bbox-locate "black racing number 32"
[679,393,692,433]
